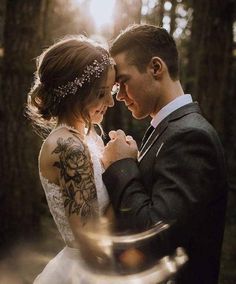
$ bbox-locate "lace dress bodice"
[39,126,109,244]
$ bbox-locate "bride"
[26,35,136,283]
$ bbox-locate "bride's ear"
[149,57,164,79]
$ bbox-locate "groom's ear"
[149,57,164,79]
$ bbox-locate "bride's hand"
[102,130,138,169]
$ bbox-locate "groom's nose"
[116,83,126,101]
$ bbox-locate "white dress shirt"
[151,94,193,128]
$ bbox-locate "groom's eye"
[118,75,130,85]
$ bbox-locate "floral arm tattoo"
[52,135,98,224]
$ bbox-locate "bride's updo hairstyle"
[26,35,113,137]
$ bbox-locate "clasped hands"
[102,129,138,170]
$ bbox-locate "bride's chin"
[92,114,104,124]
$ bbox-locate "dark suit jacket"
[103,102,228,284]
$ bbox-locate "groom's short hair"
[110,24,179,80]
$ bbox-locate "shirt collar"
[151,94,193,128]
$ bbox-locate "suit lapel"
[138,119,168,162]
[138,102,201,163]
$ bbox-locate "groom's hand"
[102,129,138,169]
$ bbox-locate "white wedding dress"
[34,126,110,284]
[33,126,184,284]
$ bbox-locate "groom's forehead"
[113,52,128,68]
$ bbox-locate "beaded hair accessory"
[53,54,115,99]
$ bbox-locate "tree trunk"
[187,0,236,190]
[169,0,177,35]
[0,0,47,248]
[0,0,6,45]
[157,0,165,26]
[188,0,234,138]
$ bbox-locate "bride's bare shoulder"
[39,127,84,183]
[42,127,84,152]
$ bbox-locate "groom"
[102,24,228,284]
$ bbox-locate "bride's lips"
[101,106,107,113]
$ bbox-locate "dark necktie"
[141,125,155,148]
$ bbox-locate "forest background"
[0,0,235,283]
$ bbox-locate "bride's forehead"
[105,67,116,84]
[94,66,116,90]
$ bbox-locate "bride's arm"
[53,133,98,234]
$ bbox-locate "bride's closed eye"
[97,90,106,99]
[97,87,109,99]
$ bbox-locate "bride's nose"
[106,93,114,107]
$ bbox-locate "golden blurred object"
[119,247,145,268]
[74,219,188,283]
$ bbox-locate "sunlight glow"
[163,16,171,25]
[74,0,84,4]
[234,22,236,43]
[164,1,172,11]
[163,24,170,32]
[176,4,187,17]
[141,5,148,16]
[0,48,4,58]
[176,18,188,29]
[173,27,183,38]
[148,0,156,9]
[89,0,115,30]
